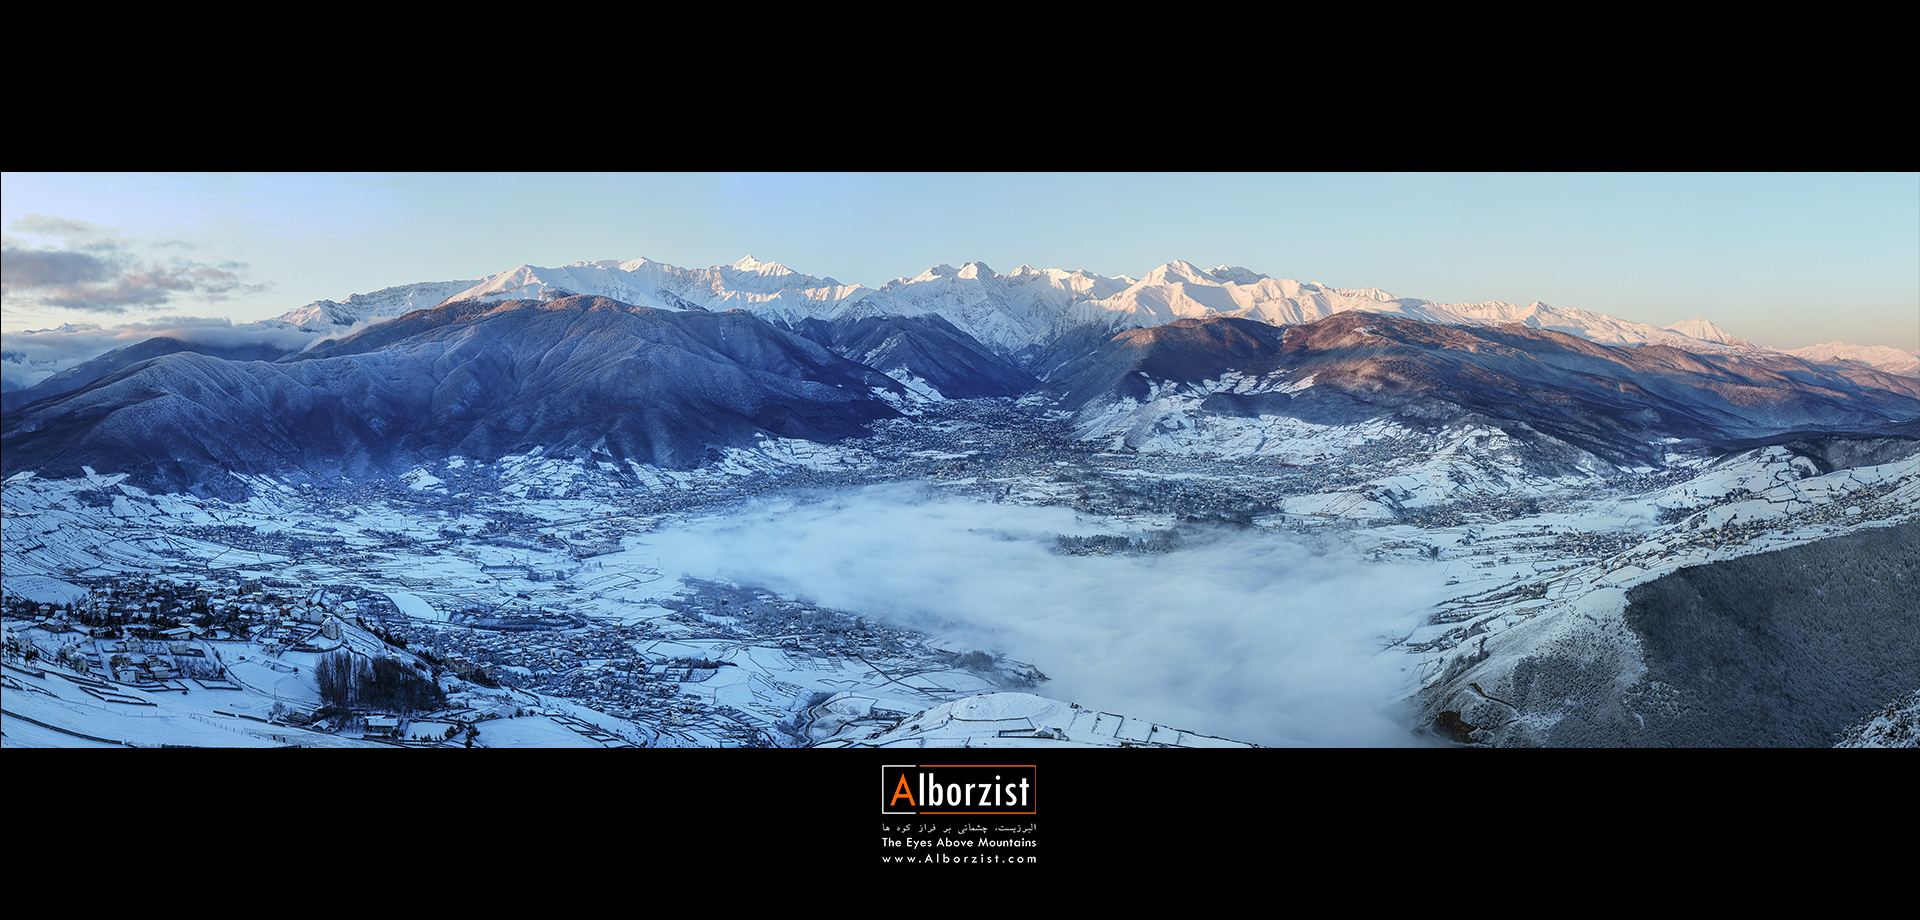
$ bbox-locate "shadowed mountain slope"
[1,336,304,414]
[783,314,1039,399]
[1047,313,1920,466]
[1,296,906,490]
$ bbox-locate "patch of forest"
[1622,521,1920,747]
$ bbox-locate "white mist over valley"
[640,484,1449,747]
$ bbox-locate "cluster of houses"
[2,577,359,684]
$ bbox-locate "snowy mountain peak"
[268,299,366,331]
[488,263,540,285]
[731,255,793,276]
[1663,317,1749,346]
[957,261,995,279]
[265,278,486,330]
[1207,265,1270,286]
[908,264,962,284]
[1786,341,1920,377]
[1142,260,1213,284]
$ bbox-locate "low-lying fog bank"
[641,483,1450,746]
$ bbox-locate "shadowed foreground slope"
[1617,521,1919,747]
[1439,522,1920,747]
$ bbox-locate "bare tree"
[315,651,356,709]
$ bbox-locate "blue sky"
[3,171,1915,350]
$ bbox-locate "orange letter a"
[890,774,917,807]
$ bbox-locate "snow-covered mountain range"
[315,255,1910,372]
[261,278,483,332]
[7,255,1919,495]
[8,254,1913,406]
[1784,341,1920,377]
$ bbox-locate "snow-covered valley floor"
[6,401,1916,747]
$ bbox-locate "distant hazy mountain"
[0,335,304,414]
[1661,317,1749,347]
[262,278,486,332]
[1785,341,1920,378]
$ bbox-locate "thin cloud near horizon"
[3,214,272,318]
